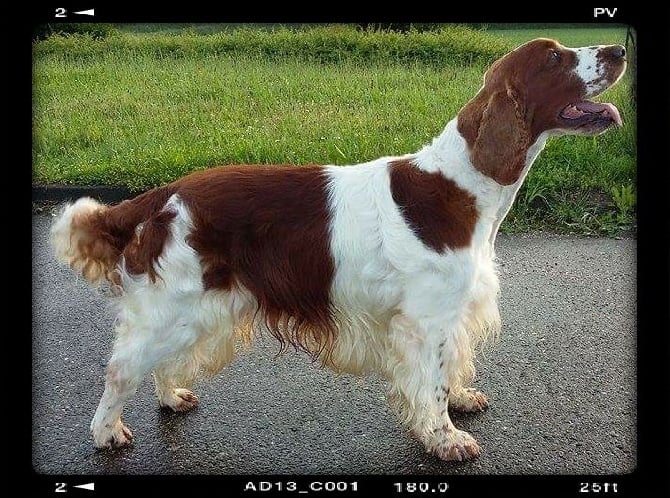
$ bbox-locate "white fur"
[323,121,506,449]
[572,45,625,97]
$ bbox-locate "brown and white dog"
[51,39,626,460]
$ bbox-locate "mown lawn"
[32,25,636,234]
[33,55,484,188]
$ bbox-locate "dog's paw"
[449,388,489,413]
[160,388,200,412]
[91,419,133,449]
[429,428,481,461]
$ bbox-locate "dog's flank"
[180,165,338,358]
[52,166,340,359]
[51,38,626,460]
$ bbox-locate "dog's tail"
[50,186,175,285]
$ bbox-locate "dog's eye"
[551,50,562,62]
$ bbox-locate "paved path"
[32,213,636,475]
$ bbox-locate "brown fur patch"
[174,165,336,359]
[100,186,177,254]
[389,159,478,252]
[67,186,177,283]
[457,39,585,185]
[470,89,531,185]
[69,206,118,282]
[122,208,176,281]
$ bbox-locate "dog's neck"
[413,119,551,248]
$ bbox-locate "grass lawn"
[33,56,484,188]
[32,25,636,235]
[489,26,630,47]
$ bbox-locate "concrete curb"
[32,185,141,204]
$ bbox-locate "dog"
[51,38,626,460]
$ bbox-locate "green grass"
[34,55,483,189]
[489,26,630,47]
[32,25,636,235]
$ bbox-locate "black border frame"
[25,4,669,497]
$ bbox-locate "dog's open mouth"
[558,101,622,129]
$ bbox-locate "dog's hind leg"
[152,293,242,413]
[152,330,238,412]
[90,310,201,449]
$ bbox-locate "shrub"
[33,23,118,41]
[33,24,512,67]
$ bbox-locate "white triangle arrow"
[73,9,95,16]
[74,483,95,491]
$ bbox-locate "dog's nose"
[603,45,626,59]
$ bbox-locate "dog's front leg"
[387,309,481,461]
[448,387,489,412]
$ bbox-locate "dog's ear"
[471,86,530,186]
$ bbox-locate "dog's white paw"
[428,427,481,461]
[160,388,200,412]
[449,388,489,413]
[91,419,133,449]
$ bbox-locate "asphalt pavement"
[32,212,636,475]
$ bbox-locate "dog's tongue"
[561,101,622,126]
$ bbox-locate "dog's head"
[458,38,628,185]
